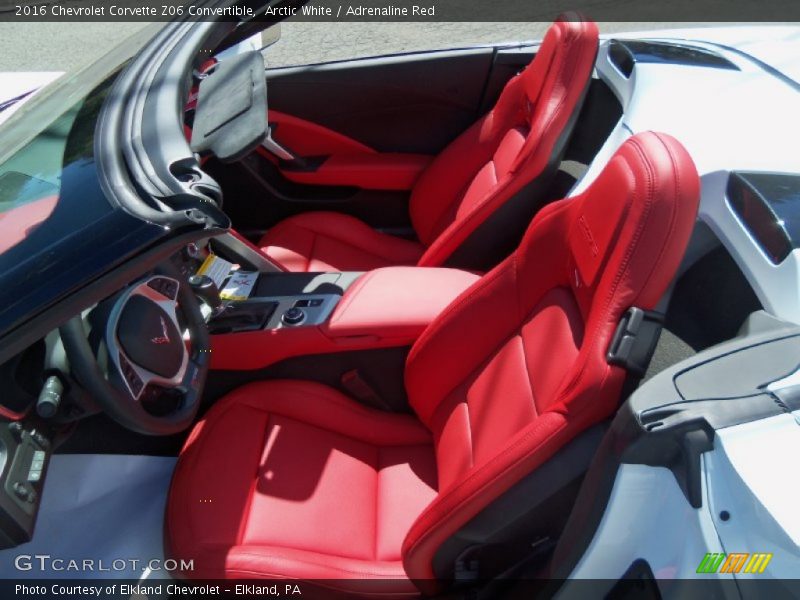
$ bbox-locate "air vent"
[727,171,800,264]
[608,39,739,78]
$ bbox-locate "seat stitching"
[236,413,271,546]
[173,401,263,552]
[516,332,539,417]
[227,546,408,579]
[421,31,589,267]
[305,226,316,272]
[229,550,407,577]
[288,221,420,263]
[557,133,689,410]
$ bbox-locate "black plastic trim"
[608,39,739,79]
[727,171,800,265]
[431,425,607,585]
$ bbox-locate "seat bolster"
[179,543,417,595]
[401,411,572,586]
[225,545,414,583]
[259,212,424,273]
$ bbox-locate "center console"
[204,261,480,371]
[207,272,362,334]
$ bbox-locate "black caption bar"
[3,579,800,599]
[1,0,800,22]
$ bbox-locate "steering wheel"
[60,265,210,435]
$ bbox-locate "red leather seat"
[167,132,700,594]
[259,16,599,272]
[258,211,425,273]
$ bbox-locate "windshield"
[0,23,162,164]
[0,105,78,254]
[0,23,163,259]
[0,75,117,257]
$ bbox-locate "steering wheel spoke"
[59,265,210,435]
[106,276,189,401]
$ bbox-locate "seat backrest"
[409,15,599,269]
[401,132,701,584]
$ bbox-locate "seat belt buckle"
[340,369,392,411]
[606,307,664,375]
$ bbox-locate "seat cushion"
[259,212,424,272]
[166,380,437,594]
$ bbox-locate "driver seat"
[166,132,700,595]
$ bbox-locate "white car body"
[560,25,800,590]
[0,72,62,126]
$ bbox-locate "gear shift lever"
[188,274,224,315]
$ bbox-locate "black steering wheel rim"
[60,264,210,435]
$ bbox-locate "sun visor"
[190,50,267,162]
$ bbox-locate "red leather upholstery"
[400,132,699,586]
[280,153,432,191]
[267,110,375,156]
[259,16,599,272]
[260,212,424,272]
[166,380,436,594]
[168,132,700,594]
[323,267,481,342]
[208,267,480,371]
[265,111,432,191]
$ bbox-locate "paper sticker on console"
[196,253,233,289]
[220,271,258,301]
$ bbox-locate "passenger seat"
[259,14,599,272]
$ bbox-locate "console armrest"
[323,267,480,344]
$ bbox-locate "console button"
[12,482,27,499]
[282,308,305,326]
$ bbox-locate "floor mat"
[0,454,176,580]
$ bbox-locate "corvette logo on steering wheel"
[151,316,171,345]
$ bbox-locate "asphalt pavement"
[0,21,689,74]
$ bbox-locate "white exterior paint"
[561,464,729,589]
[563,28,800,591]
[708,415,800,580]
[0,71,62,126]
[573,28,800,324]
